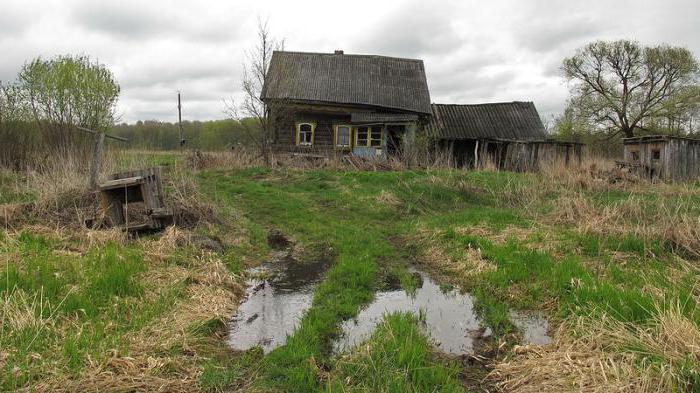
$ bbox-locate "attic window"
[296,123,315,146]
[652,149,660,160]
[355,126,383,147]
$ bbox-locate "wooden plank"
[99,176,145,190]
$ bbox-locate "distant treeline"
[110,118,261,151]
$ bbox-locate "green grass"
[4,162,697,391]
[326,312,465,393]
[198,169,488,391]
[0,231,186,390]
[114,149,185,168]
[198,167,698,391]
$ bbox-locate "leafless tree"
[226,19,284,165]
[562,40,698,138]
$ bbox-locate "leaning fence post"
[89,131,106,190]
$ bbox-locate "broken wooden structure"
[621,135,700,181]
[74,125,129,190]
[430,102,583,171]
[96,167,173,232]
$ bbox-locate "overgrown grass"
[326,312,465,392]
[3,151,698,391]
[200,166,698,391]
[198,169,490,391]
[0,233,153,389]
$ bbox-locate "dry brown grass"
[550,192,700,258]
[490,304,700,393]
[24,229,246,393]
[412,227,496,282]
[375,190,402,208]
[164,173,218,229]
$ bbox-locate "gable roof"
[429,102,547,141]
[262,51,432,114]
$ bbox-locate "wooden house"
[429,102,582,170]
[622,135,700,181]
[261,50,432,158]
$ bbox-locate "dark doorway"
[485,141,507,169]
[452,140,477,168]
[386,125,406,156]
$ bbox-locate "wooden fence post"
[89,131,106,190]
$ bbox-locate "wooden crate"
[97,167,173,231]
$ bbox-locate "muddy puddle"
[508,310,552,345]
[229,255,551,355]
[334,270,484,355]
[227,254,331,353]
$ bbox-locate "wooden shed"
[429,102,582,171]
[622,135,700,181]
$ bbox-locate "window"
[652,149,660,160]
[296,123,314,146]
[335,125,351,147]
[356,126,368,146]
[355,126,383,147]
[369,127,382,147]
[631,151,639,161]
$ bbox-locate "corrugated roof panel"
[262,51,432,114]
[429,102,547,141]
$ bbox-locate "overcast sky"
[1,0,698,123]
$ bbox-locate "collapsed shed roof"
[430,102,547,141]
[262,51,432,115]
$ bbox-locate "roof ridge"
[432,101,533,107]
[272,50,424,63]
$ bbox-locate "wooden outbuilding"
[429,102,582,170]
[622,135,700,181]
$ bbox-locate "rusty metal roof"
[262,51,432,114]
[430,102,547,141]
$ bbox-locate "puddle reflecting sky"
[229,258,551,355]
[227,257,330,353]
[334,271,482,355]
[508,310,552,345]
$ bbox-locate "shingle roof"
[262,51,432,114]
[429,102,547,141]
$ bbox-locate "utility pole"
[178,91,185,147]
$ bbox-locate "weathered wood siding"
[269,103,422,156]
[480,140,582,172]
[623,137,700,181]
[665,138,700,181]
[270,107,352,154]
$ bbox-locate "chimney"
[334,50,344,55]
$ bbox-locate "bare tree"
[227,19,284,165]
[563,40,698,138]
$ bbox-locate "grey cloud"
[2,0,699,123]
[71,2,164,40]
[514,15,607,53]
[430,67,518,104]
[356,1,461,58]
[119,62,235,89]
[70,0,241,42]
[0,4,31,35]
